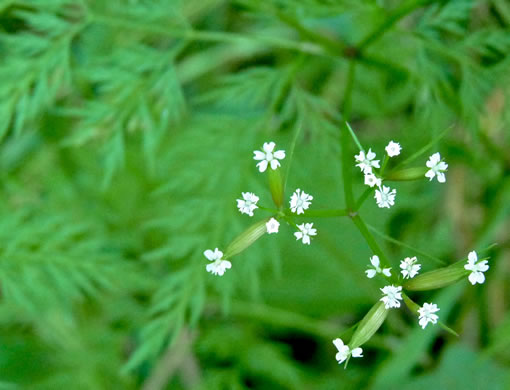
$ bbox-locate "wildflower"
[425,152,448,183]
[294,223,317,245]
[364,173,382,188]
[385,141,401,157]
[365,255,392,278]
[253,142,285,172]
[290,189,313,214]
[418,302,440,329]
[380,285,403,309]
[332,338,363,365]
[464,251,489,285]
[236,192,259,216]
[204,248,231,276]
[374,185,396,208]
[400,256,421,279]
[266,218,280,234]
[355,149,380,174]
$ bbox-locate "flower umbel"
[425,152,448,183]
[236,192,259,216]
[364,173,382,188]
[294,223,317,245]
[365,255,392,278]
[385,141,401,157]
[355,149,380,174]
[290,188,313,214]
[332,338,363,365]
[464,251,489,285]
[204,248,232,276]
[266,218,280,234]
[380,285,403,309]
[253,142,286,173]
[374,185,396,208]
[400,256,421,279]
[418,302,440,329]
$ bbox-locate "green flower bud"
[403,262,469,291]
[268,168,284,208]
[384,167,428,181]
[350,301,388,349]
[224,219,268,259]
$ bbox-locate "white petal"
[303,235,311,245]
[332,338,345,351]
[294,232,303,240]
[257,160,268,172]
[366,149,376,160]
[475,271,485,284]
[273,150,285,159]
[468,251,477,263]
[468,272,477,285]
[263,142,275,152]
[370,255,380,267]
[270,159,280,170]
[351,347,363,358]
[366,269,377,278]
[425,170,435,180]
[437,172,446,183]
[382,268,392,277]
[204,249,215,260]
[253,150,265,160]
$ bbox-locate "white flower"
[236,192,259,216]
[425,152,448,183]
[374,185,396,208]
[364,173,382,188]
[204,248,232,276]
[464,251,489,285]
[290,189,313,215]
[253,141,286,172]
[385,141,401,157]
[332,338,363,365]
[355,149,380,174]
[365,255,392,278]
[400,256,421,279]
[266,218,280,234]
[294,223,317,245]
[380,285,403,309]
[418,302,440,329]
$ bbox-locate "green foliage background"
[1,0,510,389]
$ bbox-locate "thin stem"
[355,187,375,211]
[358,0,431,50]
[91,14,325,57]
[340,61,357,210]
[288,209,350,218]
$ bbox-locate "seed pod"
[268,168,284,208]
[384,167,428,181]
[224,219,268,259]
[350,301,388,349]
[403,262,469,291]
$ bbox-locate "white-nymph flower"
[290,188,313,215]
[364,173,382,188]
[418,302,440,329]
[400,256,421,279]
[374,185,396,208]
[385,141,401,157]
[464,250,489,285]
[365,255,392,278]
[380,285,403,309]
[204,248,232,276]
[425,152,448,183]
[332,338,363,365]
[253,141,285,173]
[355,149,380,174]
[266,218,280,234]
[294,223,317,245]
[236,192,259,216]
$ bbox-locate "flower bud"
[384,167,428,181]
[224,219,268,259]
[350,301,388,349]
[268,168,284,208]
[403,262,468,291]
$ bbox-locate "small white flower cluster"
[204,248,231,276]
[289,188,317,245]
[354,141,399,209]
[400,256,421,279]
[425,152,448,183]
[418,303,440,329]
[365,255,391,278]
[253,141,286,173]
[464,250,489,285]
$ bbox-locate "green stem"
[355,187,375,211]
[340,61,357,210]
[287,209,350,218]
[91,14,324,56]
[358,0,432,50]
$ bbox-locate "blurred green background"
[1,0,510,389]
